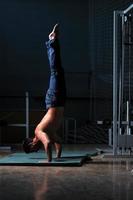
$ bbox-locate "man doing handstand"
[23,24,66,162]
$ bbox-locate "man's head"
[22,138,41,153]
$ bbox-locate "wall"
[0,0,133,143]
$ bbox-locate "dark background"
[0,0,132,143]
[0,0,88,93]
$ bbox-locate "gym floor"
[0,144,133,200]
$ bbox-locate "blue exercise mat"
[0,151,96,166]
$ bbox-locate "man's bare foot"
[49,23,59,40]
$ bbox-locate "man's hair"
[22,138,42,153]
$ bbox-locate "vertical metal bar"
[126,101,130,135]
[118,14,125,134]
[128,14,132,132]
[108,128,112,146]
[26,92,29,138]
[118,24,122,141]
[118,13,125,148]
[121,14,125,115]
[113,11,118,155]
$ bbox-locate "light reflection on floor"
[0,144,133,200]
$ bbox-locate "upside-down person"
[23,24,66,162]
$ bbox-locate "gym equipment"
[113,4,133,155]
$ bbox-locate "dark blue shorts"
[45,89,66,109]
